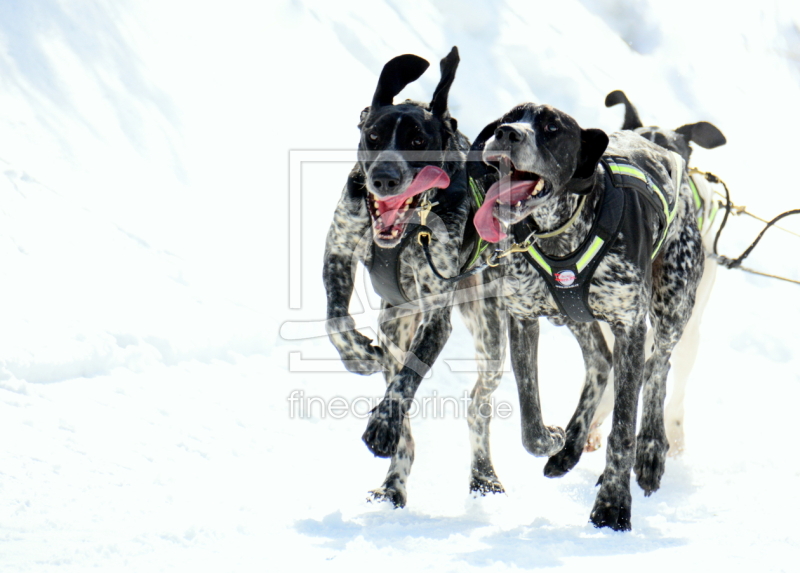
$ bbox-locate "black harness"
[367,168,486,306]
[367,229,419,306]
[511,155,676,322]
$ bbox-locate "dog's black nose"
[370,167,401,191]
[495,125,524,144]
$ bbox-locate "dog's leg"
[585,390,612,452]
[585,324,658,453]
[323,200,384,375]
[363,304,454,459]
[544,321,612,477]
[634,345,670,496]
[367,306,420,508]
[635,227,704,494]
[508,315,566,457]
[590,318,646,531]
[458,271,507,495]
[664,256,716,455]
[584,324,615,452]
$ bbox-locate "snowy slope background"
[1,0,799,571]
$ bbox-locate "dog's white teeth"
[390,229,399,237]
[534,179,545,193]
[405,198,413,205]
[374,201,380,209]
[514,201,521,207]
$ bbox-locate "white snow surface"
[1,1,800,571]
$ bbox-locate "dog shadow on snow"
[460,464,693,569]
[294,506,485,551]
[295,460,694,568]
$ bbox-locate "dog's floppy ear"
[572,128,609,183]
[430,46,459,118]
[372,54,430,109]
[470,118,501,154]
[358,106,370,128]
[467,118,502,180]
[675,121,727,149]
[605,90,643,130]
[467,106,530,180]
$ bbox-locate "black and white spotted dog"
[323,47,507,508]
[584,90,727,456]
[468,102,705,530]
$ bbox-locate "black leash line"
[693,169,800,286]
[416,225,498,283]
[718,208,800,269]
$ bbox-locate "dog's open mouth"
[368,192,422,244]
[367,165,450,248]
[474,156,551,242]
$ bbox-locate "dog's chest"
[503,247,648,325]
[360,227,466,307]
[503,258,561,318]
[397,236,463,301]
[586,250,649,324]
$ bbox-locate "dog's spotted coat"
[323,48,507,507]
[469,103,705,530]
[583,90,728,457]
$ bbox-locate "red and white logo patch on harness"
[554,270,576,287]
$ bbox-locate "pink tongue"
[376,166,450,229]
[473,176,538,242]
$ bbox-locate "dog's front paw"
[543,439,582,478]
[522,425,566,457]
[590,472,632,530]
[341,339,385,375]
[584,426,603,452]
[470,472,505,496]
[362,399,404,458]
[331,330,385,375]
[590,497,632,532]
[368,486,406,508]
[634,431,668,495]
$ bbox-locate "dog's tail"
[605,90,643,130]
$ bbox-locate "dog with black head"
[582,90,728,456]
[469,102,705,530]
[323,47,507,508]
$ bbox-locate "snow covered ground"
[1,0,799,571]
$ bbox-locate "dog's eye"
[368,132,379,142]
[545,123,559,133]
[411,136,426,148]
